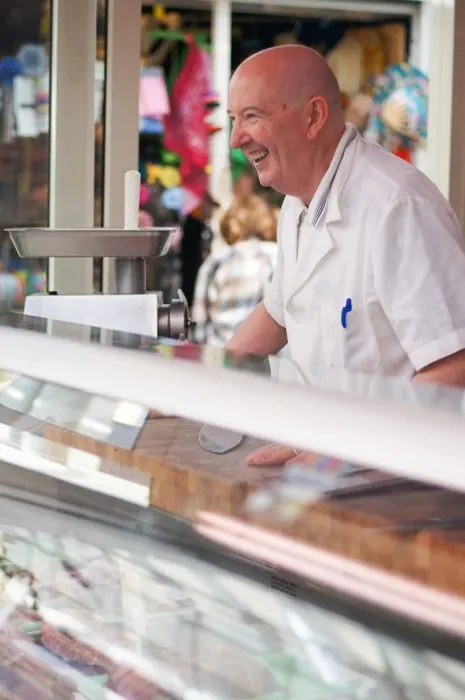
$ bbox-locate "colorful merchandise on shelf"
[326,35,363,97]
[139,116,164,134]
[365,63,428,160]
[138,209,154,228]
[140,183,151,207]
[0,273,23,307]
[139,66,170,120]
[381,85,427,144]
[0,266,46,309]
[161,186,183,212]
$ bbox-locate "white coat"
[265,125,465,378]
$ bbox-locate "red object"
[164,43,211,170]
[173,341,202,361]
[392,145,412,163]
[164,43,212,210]
[40,623,113,670]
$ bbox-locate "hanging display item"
[146,163,181,189]
[364,63,428,163]
[326,35,363,98]
[164,39,213,214]
[328,23,408,109]
[139,65,170,135]
[203,89,222,136]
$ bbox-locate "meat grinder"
[6,171,193,340]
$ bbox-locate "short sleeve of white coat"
[373,196,465,371]
[263,207,286,327]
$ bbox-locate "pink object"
[139,184,151,207]
[138,210,154,228]
[139,73,170,118]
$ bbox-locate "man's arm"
[226,301,287,357]
[373,196,465,377]
[227,202,288,357]
[414,349,465,387]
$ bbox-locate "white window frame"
[48,0,97,296]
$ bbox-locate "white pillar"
[49,0,96,295]
[210,0,232,204]
[421,0,455,203]
[102,0,142,294]
[421,0,465,230]
[448,1,465,227]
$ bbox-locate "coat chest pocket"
[321,301,381,373]
[286,301,381,374]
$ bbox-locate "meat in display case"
[0,312,464,697]
[0,465,463,700]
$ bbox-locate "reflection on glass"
[0,0,50,311]
[0,371,148,450]
[0,423,151,504]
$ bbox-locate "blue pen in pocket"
[341,298,352,329]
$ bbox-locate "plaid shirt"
[192,238,278,346]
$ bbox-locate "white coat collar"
[285,124,358,307]
[295,122,359,229]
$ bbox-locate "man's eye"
[244,113,258,122]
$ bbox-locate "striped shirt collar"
[299,123,358,228]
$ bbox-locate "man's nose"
[230,121,248,150]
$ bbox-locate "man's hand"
[247,443,319,467]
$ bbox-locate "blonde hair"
[220,195,278,245]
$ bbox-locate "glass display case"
[0,312,464,698]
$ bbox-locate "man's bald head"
[231,45,342,113]
[229,45,346,200]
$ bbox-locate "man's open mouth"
[249,149,269,165]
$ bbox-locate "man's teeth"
[251,151,268,164]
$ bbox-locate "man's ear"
[305,96,328,140]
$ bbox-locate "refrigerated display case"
[0,312,464,698]
[2,455,465,700]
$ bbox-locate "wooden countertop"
[43,416,465,600]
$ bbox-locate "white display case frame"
[0,322,465,495]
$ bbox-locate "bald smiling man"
[224,46,465,466]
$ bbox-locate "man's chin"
[257,170,274,188]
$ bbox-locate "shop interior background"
[0,0,427,309]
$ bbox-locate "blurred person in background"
[192,196,278,346]
[180,192,218,308]
[210,167,261,251]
